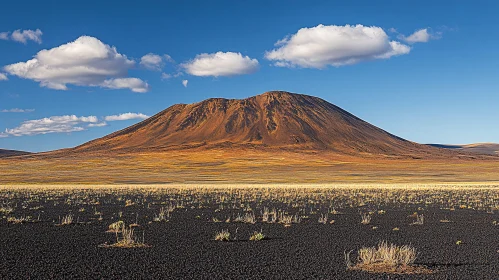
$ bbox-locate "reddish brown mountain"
[67,91,465,158]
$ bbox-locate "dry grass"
[249,231,265,241]
[346,241,432,274]
[360,213,372,225]
[411,214,424,225]
[57,214,74,225]
[214,229,230,241]
[152,207,169,222]
[1,149,499,184]
[100,223,150,248]
[107,221,124,233]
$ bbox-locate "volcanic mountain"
[66,91,464,158]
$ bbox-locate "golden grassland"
[2,183,499,191]
[1,149,499,184]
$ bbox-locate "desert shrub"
[318,213,328,224]
[411,214,424,225]
[249,231,265,241]
[214,229,230,241]
[360,213,372,225]
[346,241,431,274]
[108,221,125,232]
[100,223,150,248]
[153,207,169,222]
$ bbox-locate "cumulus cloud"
[11,29,43,44]
[1,108,35,113]
[101,78,149,93]
[140,53,164,71]
[182,51,259,77]
[0,73,7,81]
[265,24,411,68]
[161,73,172,80]
[3,36,149,92]
[182,80,188,87]
[88,122,107,127]
[0,32,9,40]
[0,112,149,137]
[161,71,183,80]
[0,29,42,44]
[398,28,439,44]
[163,54,175,63]
[104,113,149,121]
[0,115,98,137]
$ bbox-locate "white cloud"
[265,24,411,68]
[182,80,188,87]
[3,36,149,92]
[398,28,438,44]
[11,29,43,44]
[164,54,175,63]
[0,115,98,137]
[1,108,35,113]
[88,122,107,127]
[104,112,149,121]
[101,78,149,93]
[0,32,9,40]
[161,73,172,80]
[0,73,7,81]
[1,112,149,137]
[140,53,164,71]
[182,51,259,77]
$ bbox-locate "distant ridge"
[63,91,472,158]
[0,149,30,158]
[428,143,499,156]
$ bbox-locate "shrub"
[346,241,431,274]
[214,229,230,241]
[108,221,125,232]
[100,223,150,248]
[249,231,265,241]
[361,213,372,225]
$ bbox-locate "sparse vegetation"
[1,184,498,278]
[411,213,424,225]
[214,229,231,241]
[361,213,372,225]
[346,241,431,274]
[249,230,265,241]
[153,207,169,222]
[57,214,74,225]
[100,223,150,248]
[108,221,125,232]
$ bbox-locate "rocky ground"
[0,187,498,279]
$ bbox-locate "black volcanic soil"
[1,188,499,279]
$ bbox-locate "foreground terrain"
[1,184,499,279]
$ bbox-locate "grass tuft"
[214,229,231,241]
[249,230,265,241]
[347,241,432,274]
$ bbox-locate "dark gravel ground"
[0,190,499,279]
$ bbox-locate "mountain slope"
[67,91,459,158]
[429,143,499,156]
[0,149,30,158]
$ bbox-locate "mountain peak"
[70,91,443,157]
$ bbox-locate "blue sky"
[0,0,498,152]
